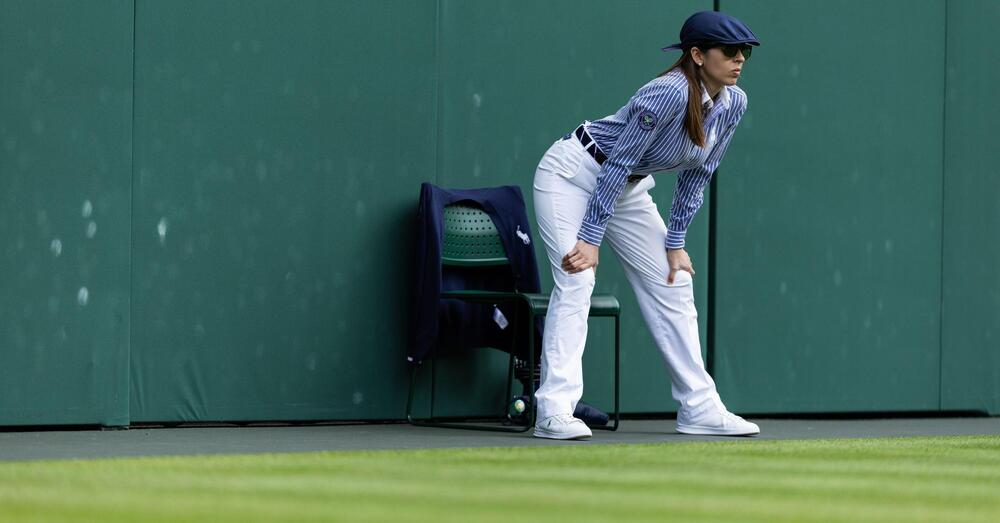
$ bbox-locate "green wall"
[0,1,132,426]
[710,0,997,416]
[941,0,1000,414]
[713,0,946,413]
[130,0,437,421]
[0,0,996,426]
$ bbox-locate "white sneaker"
[676,399,760,437]
[533,414,593,440]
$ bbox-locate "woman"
[532,11,761,440]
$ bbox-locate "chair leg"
[590,312,621,432]
[527,312,537,429]
[406,365,418,421]
[503,350,516,422]
[407,310,617,433]
[405,352,533,433]
[612,313,620,430]
[430,356,437,419]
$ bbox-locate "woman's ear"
[689,47,704,67]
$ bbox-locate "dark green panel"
[714,0,944,413]
[941,0,1000,415]
[131,0,436,421]
[434,0,712,415]
[0,1,132,426]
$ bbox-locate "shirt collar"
[699,81,731,112]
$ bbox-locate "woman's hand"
[666,248,695,284]
[562,240,599,274]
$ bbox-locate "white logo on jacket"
[516,226,531,245]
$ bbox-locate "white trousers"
[532,134,722,421]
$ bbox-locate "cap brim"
[660,43,683,52]
[721,39,760,46]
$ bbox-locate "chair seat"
[590,295,621,314]
[441,290,620,316]
[519,293,620,316]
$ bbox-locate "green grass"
[1,435,999,522]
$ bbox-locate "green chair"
[406,203,620,432]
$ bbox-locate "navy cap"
[661,11,760,51]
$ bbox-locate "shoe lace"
[555,414,579,425]
[722,410,747,426]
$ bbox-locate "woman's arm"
[577,83,685,247]
[665,97,747,283]
[666,103,747,251]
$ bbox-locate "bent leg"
[603,180,721,411]
[532,143,598,421]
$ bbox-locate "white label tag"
[493,305,509,330]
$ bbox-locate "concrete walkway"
[2,417,998,462]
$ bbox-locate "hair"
[657,48,706,147]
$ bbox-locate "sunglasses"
[717,44,752,60]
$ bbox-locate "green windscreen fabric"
[713,0,946,413]
[129,0,437,422]
[941,0,1000,415]
[0,1,132,426]
[3,0,998,427]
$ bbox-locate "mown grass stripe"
[1,435,997,523]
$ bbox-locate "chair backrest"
[442,203,509,266]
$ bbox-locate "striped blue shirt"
[579,69,747,249]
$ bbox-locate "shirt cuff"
[665,229,686,250]
[577,221,606,247]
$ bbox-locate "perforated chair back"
[442,203,508,266]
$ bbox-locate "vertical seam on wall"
[706,0,721,376]
[433,0,442,185]
[938,0,948,411]
[126,0,137,426]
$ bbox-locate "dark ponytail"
[657,50,705,147]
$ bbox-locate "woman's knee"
[553,267,597,296]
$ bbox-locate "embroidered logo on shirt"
[639,110,657,131]
[515,225,531,245]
